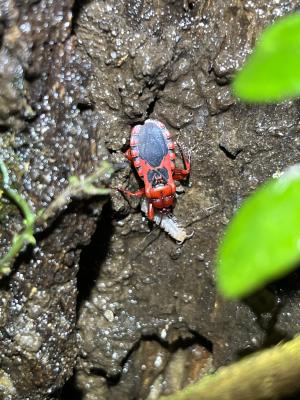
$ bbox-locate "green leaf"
[233,12,300,102]
[217,165,300,298]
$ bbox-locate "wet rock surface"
[1,0,300,399]
[0,0,108,399]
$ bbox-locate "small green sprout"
[0,160,114,278]
[0,160,36,276]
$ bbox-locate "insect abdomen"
[130,120,175,175]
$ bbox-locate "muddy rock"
[0,0,109,399]
[71,0,300,399]
[2,0,300,399]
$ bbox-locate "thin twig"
[0,160,36,276]
[0,160,114,277]
[40,161,113,222]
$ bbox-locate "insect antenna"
[130,225,161,260]
[184,204,220,228]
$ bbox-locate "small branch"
[40,160,113,222]
[159,335,300,400]
[0,160,36,276]
[0,160,36,226]
[0,160,114,277]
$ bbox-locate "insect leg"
[173,142,191,181]
[148,202,154,221]
[125,148,133,162]
[117,187,145,198]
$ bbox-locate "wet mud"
[1,1,300,399]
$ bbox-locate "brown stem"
[160,335,300,400]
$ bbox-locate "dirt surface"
[1,1,300,399]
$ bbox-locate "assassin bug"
[119,119,191,221]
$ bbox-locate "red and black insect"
[119,119,190,220]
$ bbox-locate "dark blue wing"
[137,122,168,167]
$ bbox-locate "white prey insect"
[141,198,193,244]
